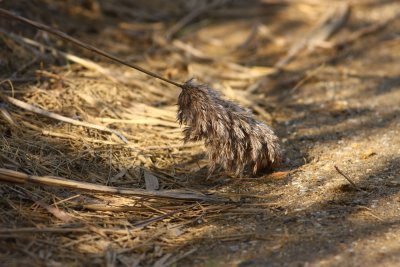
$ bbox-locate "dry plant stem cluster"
[0,8,282,176]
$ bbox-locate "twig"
[2,94,129,143]
[0,8,183,88]
[334,165,365,192]
[0,168,226,202]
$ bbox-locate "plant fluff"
[177,80,282,176]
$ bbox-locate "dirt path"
[1,1,399,266]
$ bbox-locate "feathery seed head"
[178,79,282,176]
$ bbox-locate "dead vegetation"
[1,0,400,266]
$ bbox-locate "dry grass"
[0,1,281,265]
[1,0,400,266]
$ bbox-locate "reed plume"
[178,79,282,176]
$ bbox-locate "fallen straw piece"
[0,168,226,202]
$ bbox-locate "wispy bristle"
[177,80,282,176]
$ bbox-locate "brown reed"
[178,79,282,176]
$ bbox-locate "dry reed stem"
[0,168,226,201]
